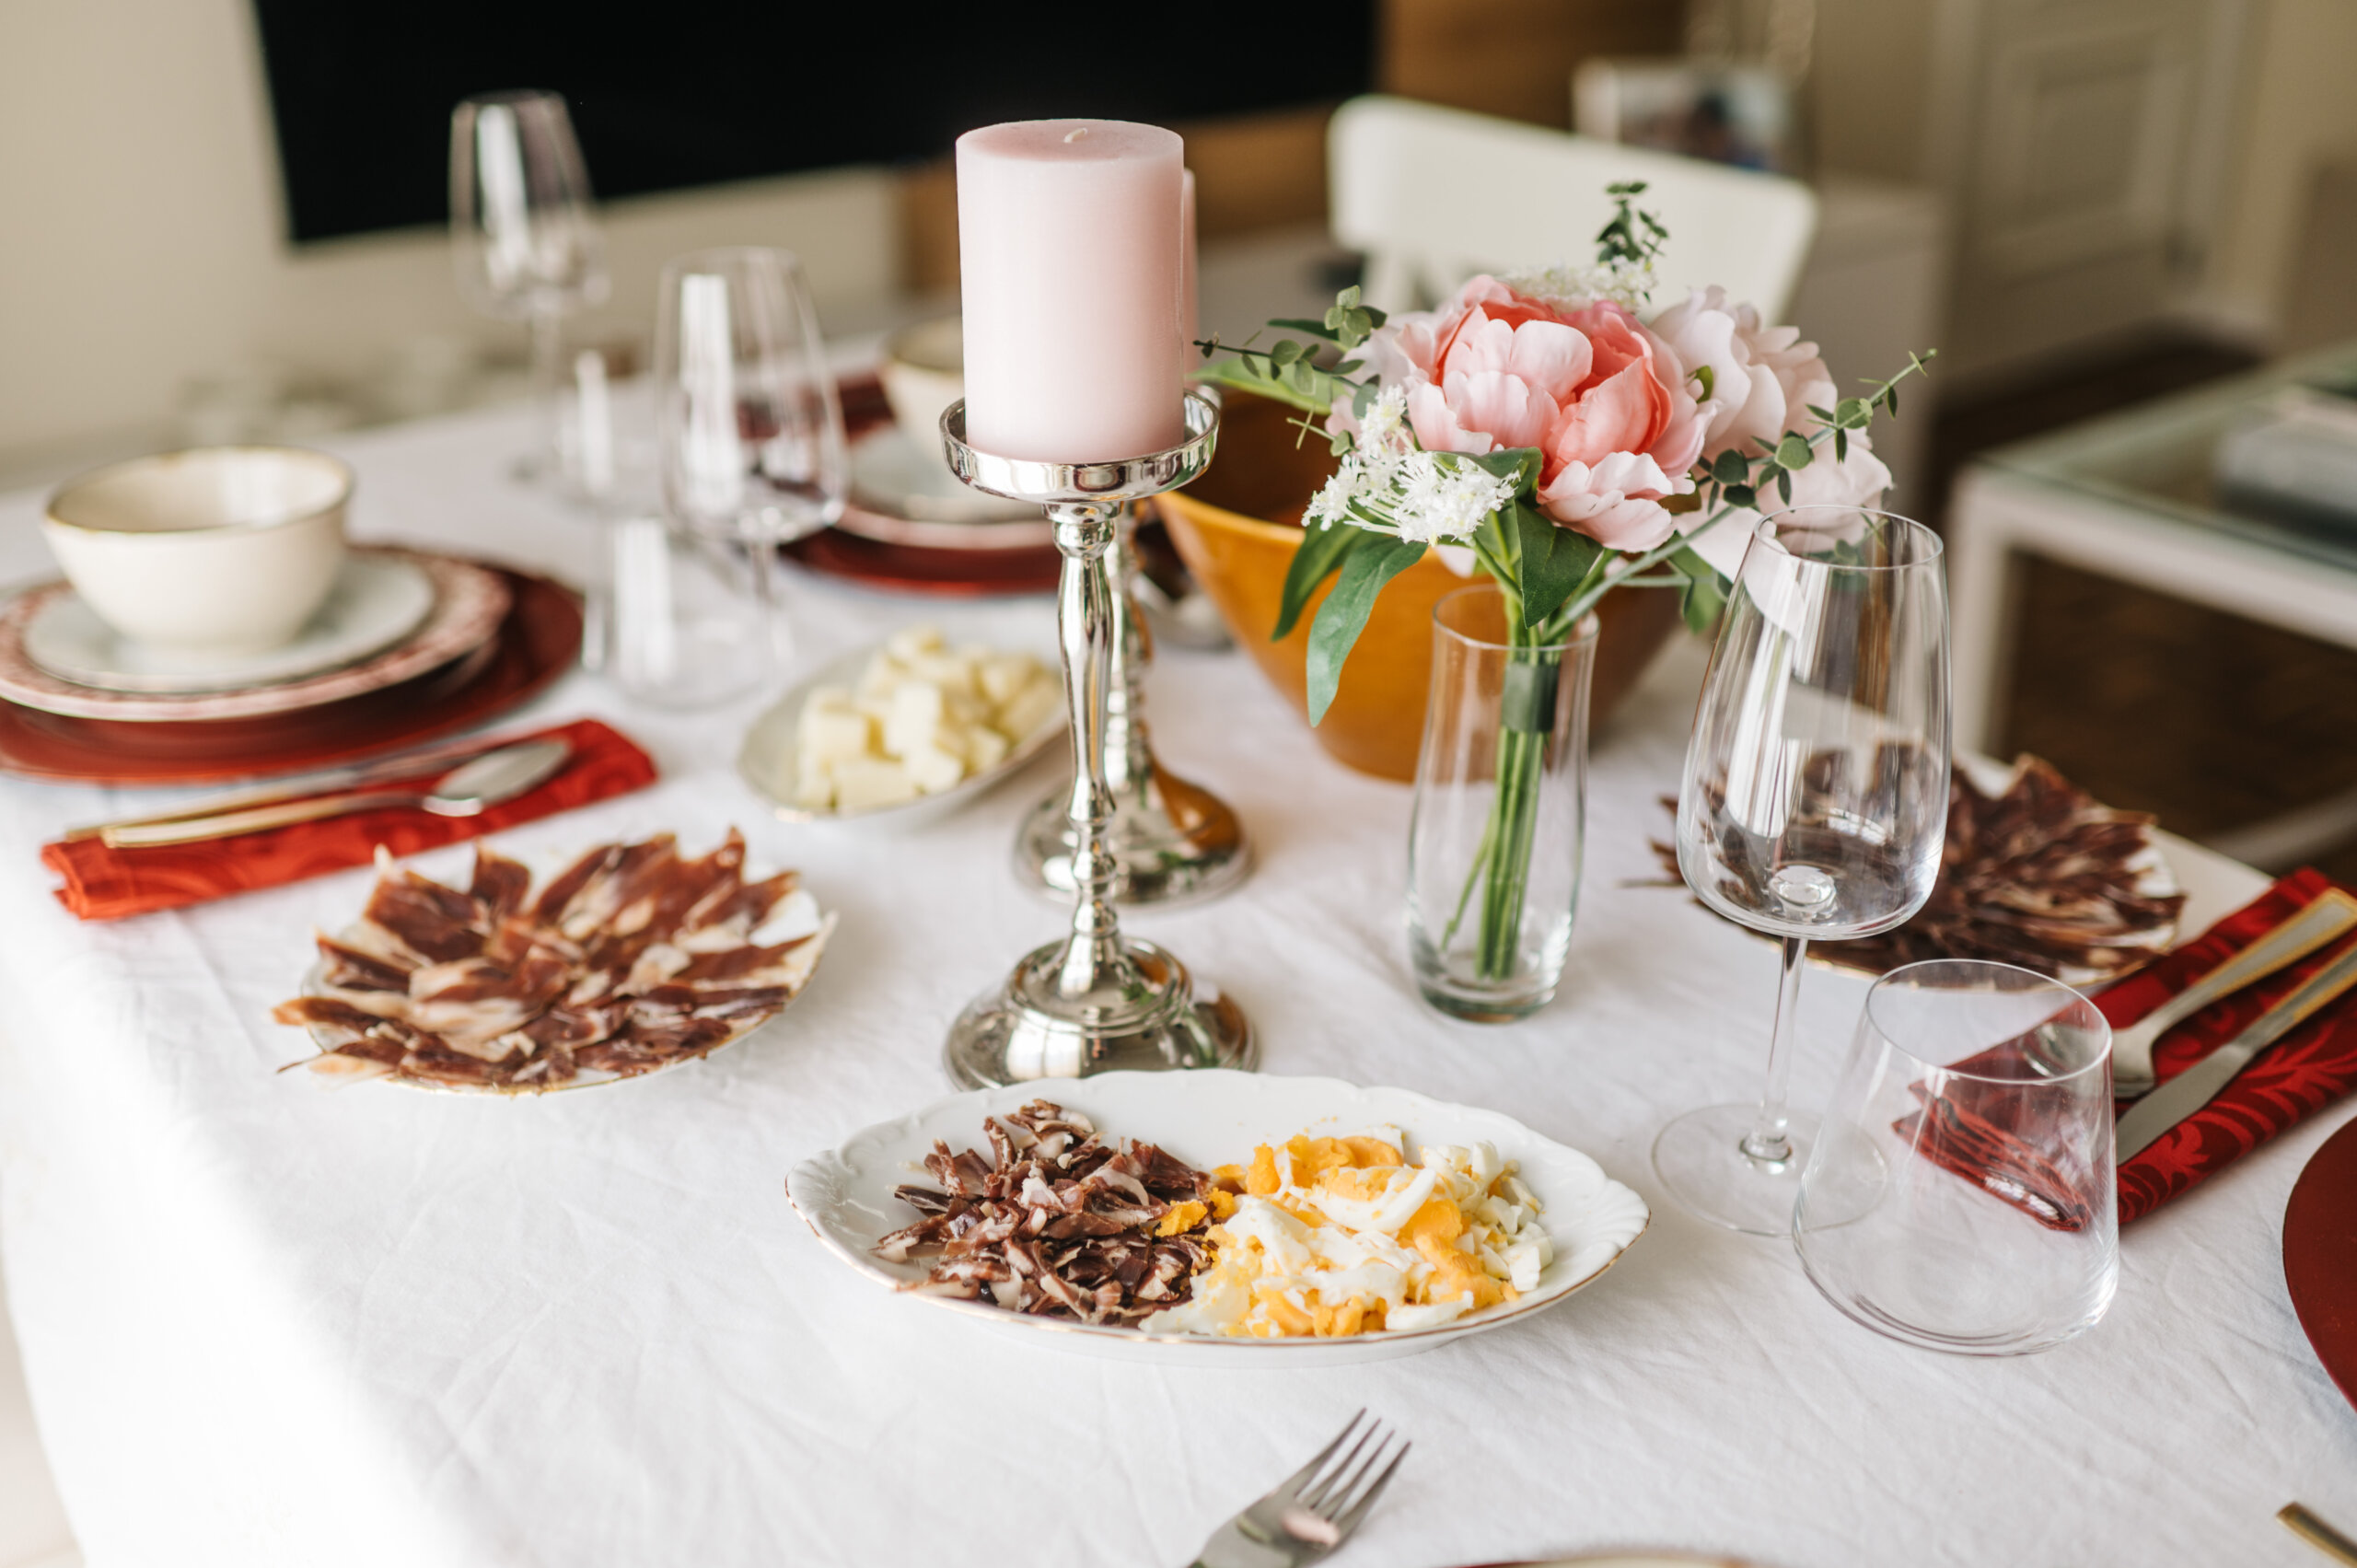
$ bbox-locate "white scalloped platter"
[786,1071,1650,1365]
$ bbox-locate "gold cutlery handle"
[2282,1503,2357,1567]
[2115,889,2357,1087]
[101,789,420,848]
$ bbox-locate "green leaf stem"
[1303,535,1427,726]
[1271,520,1368,641]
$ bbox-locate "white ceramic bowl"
[877,315,965,438]
[42,447,353,655]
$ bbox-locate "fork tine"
[1329,1439,1411,1541]
[1274,1410,1367,1503]
[1300,1421,1390,1514]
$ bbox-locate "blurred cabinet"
[1922,0,2253,376]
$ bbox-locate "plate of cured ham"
[786,1072,1649,1365]
[274,828,831,1093]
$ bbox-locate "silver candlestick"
[1011,505,1252,906]
[938,392,1255,1088]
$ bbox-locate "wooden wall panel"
[898,0,1689,294]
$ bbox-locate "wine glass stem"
[529,300,566,471]
[1744,935,1809,1165]
[745,525,789,674]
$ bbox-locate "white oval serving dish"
[786,1070,1649,1365]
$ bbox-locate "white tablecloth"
[1,403,2351,1568]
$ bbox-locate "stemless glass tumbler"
[1794,959,2119,1355]
[1407,585,1597,1021]
[1655,505,1951,1234]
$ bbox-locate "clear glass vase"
[1407,584,1597,1021]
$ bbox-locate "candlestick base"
[938,392,1252,1086]
[943,935,1255,1088]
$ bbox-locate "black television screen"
[250,3,1376,244]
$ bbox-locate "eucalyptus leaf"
[1271,520,1370,642]
[1775,433,1813,470]
[1269,318,1342,340]
[1304,535,1427,726]
[1196,356,1329,415]
[1678,570,1726,634]
[1724,482,1756,509]
[1776,467,1794,504]
[1713,449,1750,486]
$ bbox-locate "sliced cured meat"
[878,1101,1216,1326]
[279,833,830,1092]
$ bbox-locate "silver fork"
[1190,1410,1410,1568]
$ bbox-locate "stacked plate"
[0,546,582,785]
[781,372,1062,597]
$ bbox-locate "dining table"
[0,393,2351,1568]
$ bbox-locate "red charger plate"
[0,564,581,785]
[2284,1111,2357,1414]
[782,528,1060,597]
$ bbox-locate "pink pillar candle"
[1181,168,1200,360]
[957,120,1186,464]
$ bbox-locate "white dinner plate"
[736,632,1065,830]
[786,1071,1650,1365]
[840,424,1054,550]
[21,549,435,694]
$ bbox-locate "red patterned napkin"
[2107,867,2357,1223]
[41,718,656,921]
[1894,868,2357,1227]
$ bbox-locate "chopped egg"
[1142,1130,1552,1339]
[789,627,1058,810]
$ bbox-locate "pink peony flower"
[1646,286,1837,462]
[1359,276,1703,552]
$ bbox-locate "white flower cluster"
[1303,387,1520,546]
[1503,255,1655,313]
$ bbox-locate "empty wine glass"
[450,90,609,476]
[1653,505,1952,1235]
[646,247,845,703]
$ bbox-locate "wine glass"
[1653,505,1952,1235]
[648,247,846,703]
[449,90,610,476]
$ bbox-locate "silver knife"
[59,729,554,842]
[2117,936,2357,1160]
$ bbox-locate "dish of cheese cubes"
[738,625,1063,825]
[787,1069,1651,1365]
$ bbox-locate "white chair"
[1328,96,1819,320]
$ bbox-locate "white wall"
[0,0,900,472]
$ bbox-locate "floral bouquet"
[1200,185,1932,990]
